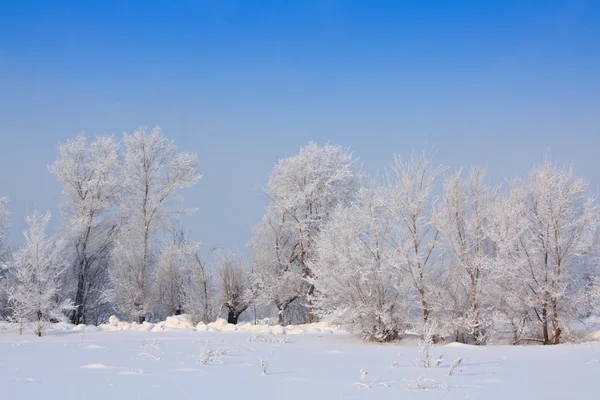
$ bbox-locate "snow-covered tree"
[49,134,120,325]
[488,159,599,344]
[154,228,216,322]
[108,127,201,322]
[247,212,306,325]
[154,231,195,317]
[9,211,72,336]
[183,246,218,324]
[434,167,496,344]
[0,197,10,319]
[385,150,444,324]
[253,141,357,322]
[217,251,249,324]
[311,184,402,341]
[0,197,9,263]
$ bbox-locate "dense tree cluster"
[0,133,598,344]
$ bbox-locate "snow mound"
[44,314,346,336]
[445,342,470,347]
[164,314,194,329]
[98,315,131,331]
[81,363,115,369]
[195,322,209,332]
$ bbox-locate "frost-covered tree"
[248,212,306,325]
[434,167,496,344]
[9,211,72,336]
[108,127,200,322]
[385,150,444,324]
[488,159,599,344]
[590,277,600,314]
[253,141,357,322]
[311,184,402,341]
[183,246,218,324]
[0,197,9,263]
[0,197,10,319]
[154,229,215,322]
[154,232,195,317]
[217,251,249,324]
[49,134,120,325]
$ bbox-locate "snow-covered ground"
[2,318,600,399]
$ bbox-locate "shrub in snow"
[449,357,463,376]
[260,359,268,375]
[416,321,438,368]
[248,333,287,344]
[406,378,449,390]
[198,348,226,365]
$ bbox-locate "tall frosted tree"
[251,141,357,322]
[9,211,71,336]
[385,150,444,325]
[434,167,496,344]
[311,184,402,341]
[216,250,249,324]
[49,134,120,324]
[488,159,599,344]
[0,197,9,264]
[154,228,214,321]
[0,197,10,319]
[108,127,200,322]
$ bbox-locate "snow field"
[2,323,600,399]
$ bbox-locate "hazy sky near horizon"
[1,0,599,253]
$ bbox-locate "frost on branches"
[0,197,9,263]
[311,184,401,341]
[434,167,496,344]
[249,141,357,324]
[384,150,445,326]
[0,197,10,318]
[107,127,201,323]
[49,134,120,325]
[8,211,72,336]
[216,251,250,324]
[487,159,599,344]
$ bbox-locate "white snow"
[1,319,600,399]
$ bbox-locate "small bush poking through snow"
[416,321,438,368]
[197,348,227,365]
[449,357,464,376]
[248,333,288,344]
[260,359,268,375]
[406,378,449,390]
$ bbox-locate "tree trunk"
[305,283,316,323]
[227,309,238,325]
[36,310,43,337]
[71,267,86,325]
[541,304,550,345]
[421,293,430,323]
[470,276,482,345]
[551,297,561,344]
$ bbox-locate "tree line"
[0,130,599,344]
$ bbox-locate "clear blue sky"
[1,0,599,253]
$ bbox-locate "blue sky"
[1,0,599,253]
